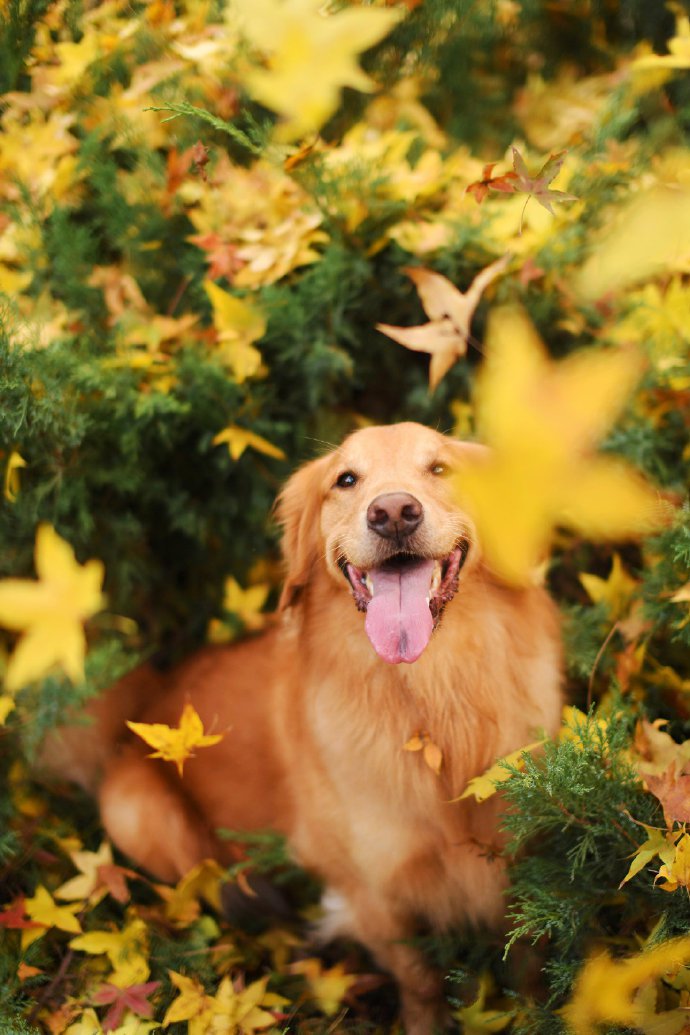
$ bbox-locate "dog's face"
[278,423,484,665]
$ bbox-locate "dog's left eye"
[430,463,446,476]
[336,471,358,488]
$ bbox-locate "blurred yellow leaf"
[291,958,357,1015]
[162,971,212,1028]
[377,255,510,391]
[3,450,26,502]
[70,917,150,987]
[213,974,287,1033]
[55,841,125,907]
[0,524,105,691]
[563,935,690,1035]
[451,307,662,584]
[579,554,639,620]
[222,578,270,630]
[575,185,690,299]
[163,972,284,1034]
[234,0,402,141]
[158,859,225,924]
[127,702,224,777]
[454,973,514,1033]
[631,14,690,73]
[212,425,286,462]
[456,740,544,802]
[0,695,14,724]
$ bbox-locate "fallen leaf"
[456,740,545,802]
[291,958,358,1016]
[92,980,160,1032]
[70,917,150,987]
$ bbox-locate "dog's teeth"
[430,561,442,594]
[363,574,373,595]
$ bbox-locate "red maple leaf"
[92,980,161,1032]
[466,161,518,203]
[0,898,42,930]
[466,147,577,225]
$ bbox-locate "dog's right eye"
[335,471,358,488]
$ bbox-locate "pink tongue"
[364,559,435,664]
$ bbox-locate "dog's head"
[276,422,485,665]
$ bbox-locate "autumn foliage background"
[2,0,690,1032]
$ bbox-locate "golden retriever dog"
[45,422,562,1035]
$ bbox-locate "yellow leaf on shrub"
[213,425,286,462]
[456,741,545,802]
[3,450,26,502]
[204,280,266,383]
[127,702,224,777]
[0,524,105,691]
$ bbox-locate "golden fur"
[45,422,562,1034]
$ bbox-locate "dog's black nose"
[367,492,423,540]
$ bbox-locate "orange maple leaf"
[376,254,510,391]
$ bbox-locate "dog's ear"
[275,454,331,610]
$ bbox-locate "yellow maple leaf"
[451,306,663,585]
[214,974,288,1033]
[291,958,357,1016]
[0,524,105,691]
[157,858,225,924]
[233,0,402,141]
[204,280,266,383]
[127,702,224,777]
[455,740,545,803]
[579,554,639,621]
[163,971,214,1031]
[212,425,286,463]
[619,824,677,888]
[376,255,510,392]
[562,934,690,1035]
[22,885,83,950]
[70,917,150,987]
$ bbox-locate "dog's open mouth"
[340,545,468,665]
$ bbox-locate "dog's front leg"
[342,890,450,1035]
